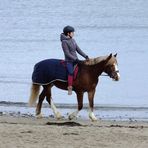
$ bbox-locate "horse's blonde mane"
[84,56,108,65]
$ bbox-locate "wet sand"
[0,115,148,148]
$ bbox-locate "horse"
[29,53,120,121]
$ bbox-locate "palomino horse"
[29,53,120,121]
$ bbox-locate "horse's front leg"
[68,92,84,120]
[88,89,97,121]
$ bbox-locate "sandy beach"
[0,115,148,148]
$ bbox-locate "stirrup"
[67,86,72,95]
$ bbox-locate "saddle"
[60,60,79,80]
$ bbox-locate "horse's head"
[104,53,120,81]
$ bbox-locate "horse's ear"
[114,53,117,57]
[108,53,112,59]
[104,53,112,64]
[105,53,112,62]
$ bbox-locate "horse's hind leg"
[36,87,46,118]
[45,85,62,120]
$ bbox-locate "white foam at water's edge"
[1,105,148,121]
[0,102,148,121]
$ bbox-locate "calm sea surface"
[0,0,148,108]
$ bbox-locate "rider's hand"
[75,59,82,64]
[85,56,89,61]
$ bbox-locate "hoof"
[89,112,98,122]
[36,113,43,119]
[68,114,77,120]
[55,112,62,120]
[90,117,97,122]
[68,111,78,120]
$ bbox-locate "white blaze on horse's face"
[113,63,120,81]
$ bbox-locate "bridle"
[101,70,119,78]
[109,70,119,78]
[101,62,120,79]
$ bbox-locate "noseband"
[101,70,119,78]
[109,70,119,78]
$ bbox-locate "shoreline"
[1,101,148,109]
[1,101,148,121]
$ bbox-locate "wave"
[1,101,148,110]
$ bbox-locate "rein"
[101,74,108,76]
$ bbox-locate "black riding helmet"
[63,26,75,35]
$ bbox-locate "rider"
[60,25,89,95]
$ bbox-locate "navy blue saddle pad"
[32,59,68,85]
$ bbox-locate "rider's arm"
[75,41,88,59]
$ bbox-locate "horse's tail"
[29,84,40,106]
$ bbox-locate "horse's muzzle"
[111,70,120,81]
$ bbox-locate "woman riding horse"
[60,26,89,95]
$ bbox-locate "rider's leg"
[67,62,74,95]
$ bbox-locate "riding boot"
[68,75,73,95]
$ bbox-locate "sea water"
[0,0,148,119]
